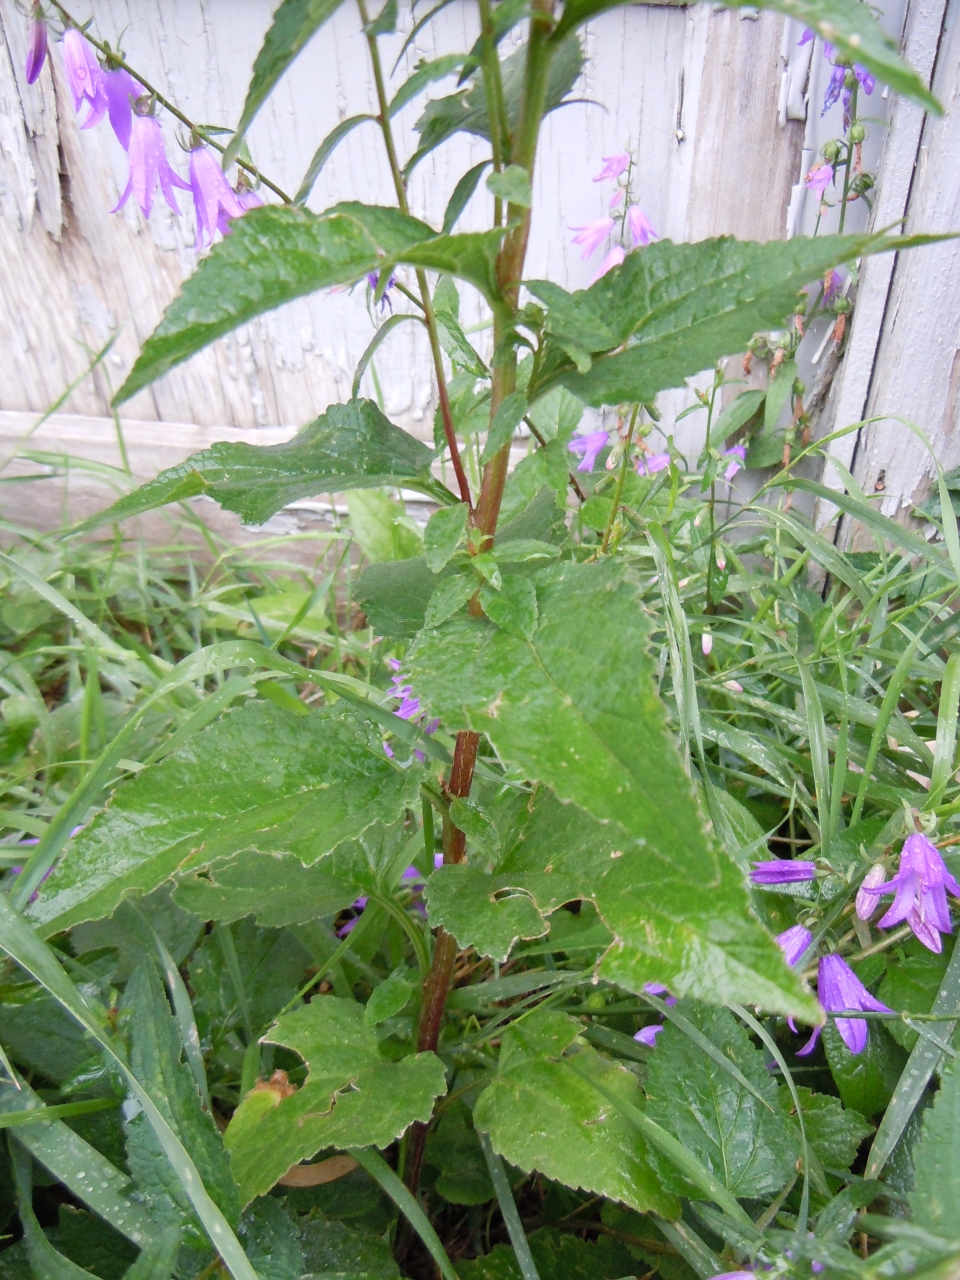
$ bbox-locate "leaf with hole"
[425,864,546,962]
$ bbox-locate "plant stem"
[48,1,291,203]
[357,0,473,508]
[600,402,640,553]
[837,83,859,234]
[477,0,511,226]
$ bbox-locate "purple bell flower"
[591,245,624,283]
[805,163,833,194]
[367,269,397,313]
[711,1273,754,1280]
[593,153,630,182]
[189,146,245,252]
[776,924,813,968]
[26,15,48,84]
[627,205,658,248]
[798,953,891,1055]
[751,859,817,886]
[634,1024,664,1047]
[636,452,670,477]
[113,114,190,219]
[569,217,614,260]
[822,63,846,115]
[723,444,746,480]
[797,28,814,45]
[62,28,106,128]
[859,832,960,953]
[855,864,887,920]
[218,186,264,236]
[102,68,138,149]
[854,65,875,94]
[568,430,609,473]
[644,981,677,1007]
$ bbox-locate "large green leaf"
[408,561,820,1020]
[224,997,446,1204]
[793,1087,871,1173]
[424,863,548,962]
[527,233,942,409]
[473,1008,678,1216]
[28,702,421,934]
[910,1066,960,1240]
[73,399,446,536]
[172,849,362,926]
[644,1003,799,1199]
[459,1230,640,1280]
[224,0,350,167]
[113,206,432,403]
[551,0,937,112]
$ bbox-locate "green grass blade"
[651,1216,722,1280]
[0,1097,119,1129]
[928,652,960,807]
[798,660,831,855]
[851,627,926,825]
[349,1147,460,1280]
[479,1131,541,1280]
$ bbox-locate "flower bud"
[856,864,887,920]
[844,68,857,88]
[833,296,852,315]
[849,122,866,144]
[822,140,841,164]
[701,632,713,656]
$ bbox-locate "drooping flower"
[797,28,814,45]
[723,444,746,480]
[102,67,138,149]
[569,217,614,259]
[777,924,813,968]
[113,114,190,219]
[805,163,833,194]
[751,859,817,886]
[627,205,658,248]
[25,14,48,84]
[822,64,846,115]
[189,146,245,251]
[591,245,624,283]
[218,185,264,236]
[610,188,624,210]
[644,981,677,1007]
[593,152,630,182]
[854,65,875,94]
[634,1024,665,1047]
[568,430,609,473]
[711,1273,754,1280]
[367,269,397,313]
[823,266,847,303]
[62,28,106,127]
[636,452,670,477]
[855,864,887,920]
[798,953,891,1055]
[859,832,960,953]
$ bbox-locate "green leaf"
[236,1198,304,1280]
[114,206,436,403]
[224,997,446,1204]
[911,1064,960,1238]
[383,227,508,306]
[482,392,527,463]
[528,233,944,409]
[408,561,820,1020]
[424,503,470,572]
[29,702,422,934]
[365,0,398,35]
[480,574,538,639]
[551,0,938,112]
[12,1144,104,1280]
[435,308,488,376]
[824,1021,907,1117]
[708,388,765,450]
[645,1002,799,1199]
[792,1087,872,1173]
[443,160,492,233]
[294,114,376,204]
[448,795,502,856]
[425,863,547,961]
[425,571,479,628]
[878,941,953,1051]
[473,1008,679,1215]
[459,1230,639,1280]
[299,1211,401,1278]
[73,399,444,535]
[389,54,465,116]
[527,385,585,444]
[425,1099,494,1206]
[487,165,532,208]
[347,489,424,562]
[357,556,441,638]
[122,958,241,1233]
[365,971,414,1024]
[172,850,362,927]
[224,0,352,167]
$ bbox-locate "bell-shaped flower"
[805,163,833,194]
[751,859,816,886]
[636,451,670,477]
[723,444,746,480]
[859,832,960,953]
[610,189,624,210]
[591,244,624,283]
[367,269,398,313]
[103,67,138,149]
[189,145,245,251]
[798,953,891,1056]
[777,924,813,968]
[822,64,845,115]
[62,28,107,127]
[218,185,264,236]
[634,1024,664,1047]
[593,153,630,182]
[569,217,614,260]
[113,114,191,219]
[568,430,609,473]
[26,15,48,84]
[854,65,875,94]
[855,864,887,920]
[644,980,677,1007]
[627,205,658,247]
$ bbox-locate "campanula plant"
[3,2,960,1279]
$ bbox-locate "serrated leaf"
[236,1197,303,1280]
[424,503,470,572]
[408,561,820,1020]
[425,1100,494,1206]
[114,206,435,403]
[708,389,765,450]
[480,574,538,639]
[482,392,527,463]
[425,864,546,962]
[459,1229,639,1280]
[424,571,478,629]
[528,233,944,409]
[552,0,938,112]
[172,850,362,927]
[224,998,446,1204]
[73,399,443,535]
[473,1008,678,1215]
[346,489,424,562]
[436,310,488,376]
[29,703,421,934]
[824,1021,907,1117]
[911,1065,960,1238]
[294,114,376,204]
[365,971,414,1024]
[644,1003,799,1199]
[792,1087,872,1173]
[225,0,351,167]
[448,796,502,856]
[487,165,532,208]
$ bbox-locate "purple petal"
[636,452,670,477]
[568,430,609,473]
[877,868,920,929]
[750,859,817,885]
[796,1025,821,1056]
[190,146,244,251]
[569,217,614,259]
[103,68,137,149]
[776,924,813,968]
[855,864,887,920]
[591,245,624,284]
[26,19,48,85]
[61,29,101,113]
[835,1016,868,1054]
[627,205,658,248]
[634,1024,664,1047]
[592,152,630,182]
